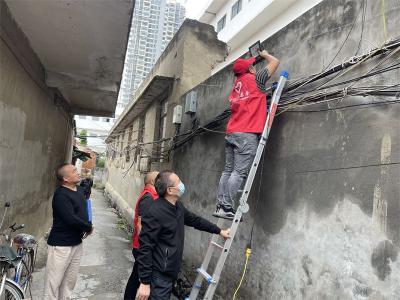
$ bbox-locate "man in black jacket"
[79,172,93,200]
[44,163,93,300]
[136,170,230,300]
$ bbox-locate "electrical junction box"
[173,105,183,124]
[185,90,197,114]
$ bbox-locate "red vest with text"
[132,186,158,249]
[226,73,267,134]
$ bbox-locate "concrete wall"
[105,20,227,222]
[173,0,400,298]
[0,37,72,237]
[105,105,157,222]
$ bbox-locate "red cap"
[233,57,256,75]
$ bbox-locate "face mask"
[177,182,185,198]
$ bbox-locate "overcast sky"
[183,0,208,19]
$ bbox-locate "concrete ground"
[31,188,134,299]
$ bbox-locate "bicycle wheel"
[14,249,34,293]
[3,279,24,300]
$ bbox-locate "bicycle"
[0,201,38,300]
[12,231,37,296]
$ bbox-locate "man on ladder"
[213,49,280,219]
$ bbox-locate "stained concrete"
[1,0,132,242]
[172,0,400,298]
[0,35,71,238]
[31,189,134,299]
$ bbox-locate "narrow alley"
[31,189,134,299]
[2,0,400,298]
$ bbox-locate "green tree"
[79,129,88,146]
[97,157,105,168]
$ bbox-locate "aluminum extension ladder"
[189,70,289,300]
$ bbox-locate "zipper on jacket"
[164,248,169,271]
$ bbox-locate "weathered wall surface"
[106,105,158,222]
[174,0,400,298]
[0,36,72,238]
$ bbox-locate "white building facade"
[198,0,324,74]
[75,116,114,153]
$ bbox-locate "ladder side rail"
[203,209,244,299]
[238,74,288,209]
[188,71,288,300]
[189,219,225,299]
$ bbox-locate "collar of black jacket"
[159,196,178,208]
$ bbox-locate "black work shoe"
[212,206,235,220]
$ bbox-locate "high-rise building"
[117,0,186,108]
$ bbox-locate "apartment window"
[126,126,133,162]
[102,117,110,122]
[231,0,242,19]
[79,115,86,119]
[217,15,226,32]
[158,98,168,162]
[135,115,145,162]
[92,116,99,121]
[119,131,125,157]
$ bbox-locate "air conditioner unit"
[184,90,197,114]
[173,105,183,124]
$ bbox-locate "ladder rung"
[211,241,224,249]
[196,268,215,284]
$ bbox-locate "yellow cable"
[232,248,251,300]
[381,0,387,42]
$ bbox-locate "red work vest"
[132,186,158,249]
[226,73,267,134]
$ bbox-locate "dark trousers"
[150,271,173,300]
[124,249,140,300]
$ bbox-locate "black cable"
[283,38,400,95]
[284,98,400,113]
[355,0,367,56]
[323,0,362,71]
[282,62,400,100]
[280,84,400,107]
[295,161,400,174]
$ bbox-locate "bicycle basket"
[0,245,21,269]
[13,233,37,249]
